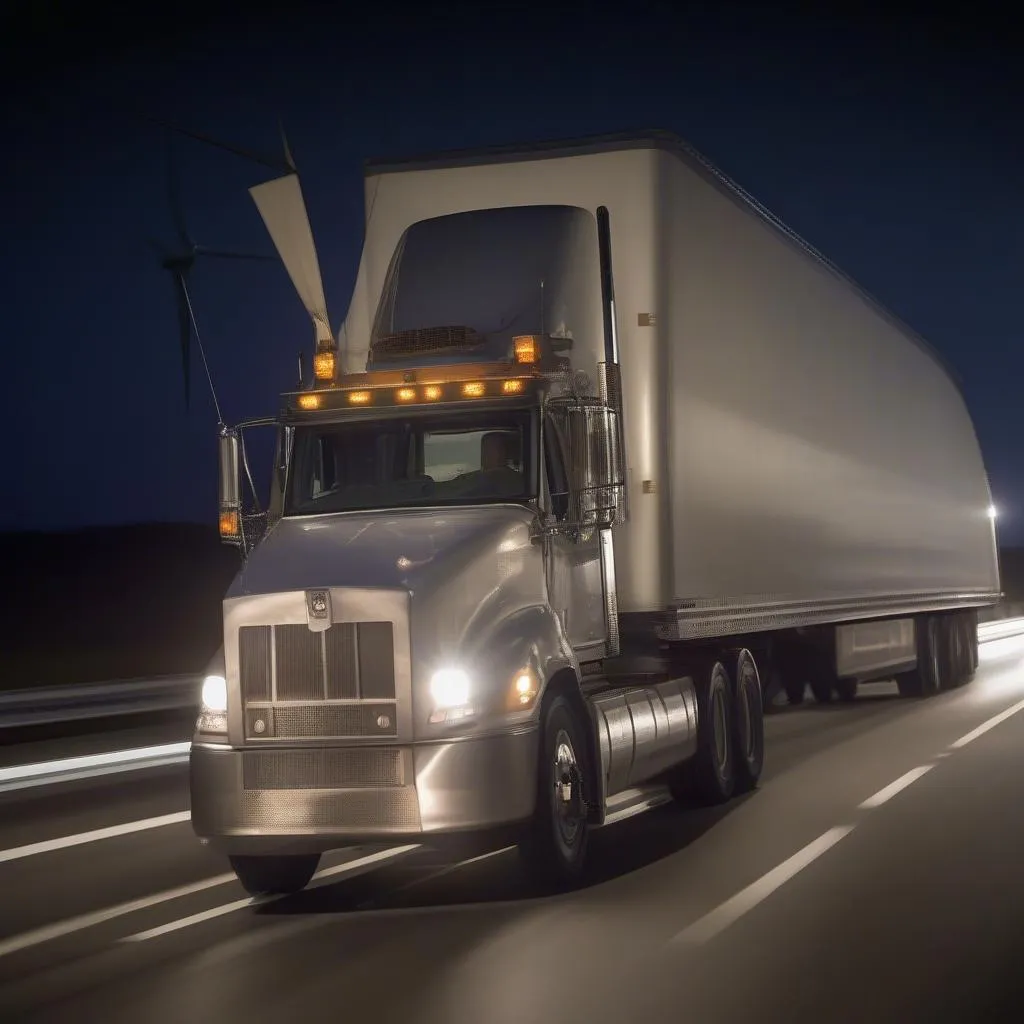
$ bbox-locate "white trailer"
[191,132,1000,893]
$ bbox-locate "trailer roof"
[364,130,962,394]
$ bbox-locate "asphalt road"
[1,634,1023,1023]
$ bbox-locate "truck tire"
[810,678,834,704]
[897,615,943,697]
[228,854,320,896]
[952,612,975,687]
[731,649,765,794]
[965,612,979,679]
[518,693,591,888]
[835,677,858,702]
[945,615,964,688]
[670,659,736,806]
[968,611,979,673]
[784,680,807,706]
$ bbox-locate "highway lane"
[0,632,1022,1022]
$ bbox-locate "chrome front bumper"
[190,728,539,856]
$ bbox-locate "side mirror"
[218,428,243,547]
[546,398,626,541]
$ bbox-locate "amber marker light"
[513,335,539,364]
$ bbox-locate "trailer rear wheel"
[228,854,320,896]
[968,611,980,673]
[784,680,807,706]
[518,693,591,888]
[897,615,943,697]
[946,615,964,688]
[964,612,979,679]
[670,659,735,806]
[949,612,975,688]
[810,678,834,704]
[835,678,858,702]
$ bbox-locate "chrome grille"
[238,621,397,740]
[244,704,397,739]
[242,747,405,789]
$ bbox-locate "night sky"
[3,2,1021,543]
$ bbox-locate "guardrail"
[2,617,1024,733]
[0,675,200,730]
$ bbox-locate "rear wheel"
[670,659,736,806]
[730,650,765,794]
[518,693,591,888]
[898,615,943,697]
[809,677,834,704]
[968,611,980,673]
[947,614,968,688]
[835,677,859,702]
[228,854,320,896]
[784,680,807,706]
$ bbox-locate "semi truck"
[190,131,1001,895]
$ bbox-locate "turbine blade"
[193,245,280,261]
[279,119,296,172]
[143,113,291,173]
[166,140,193,250]
[172,273,192,407]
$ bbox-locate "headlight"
[429,668,471,710]
[201,674,228,712]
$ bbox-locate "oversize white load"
[339,132,1000,635]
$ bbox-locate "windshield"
[286,408,537,515]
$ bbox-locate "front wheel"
[518,693,591,888]
[229,853,321,896]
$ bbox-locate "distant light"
[987,505,999,520]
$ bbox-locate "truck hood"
[228,505,537,598]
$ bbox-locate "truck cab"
[189,316,680,893]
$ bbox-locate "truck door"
[543,409,608,655]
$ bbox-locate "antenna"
[148,135,279,410]
[138,112,293,174]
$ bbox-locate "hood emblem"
[306,589,333,632]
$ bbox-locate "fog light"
[509,667,539,710]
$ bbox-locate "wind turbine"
[148,136,280,412]
[143,114,337,383]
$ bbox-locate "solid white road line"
[355,844,516,911]
[672,825,856,946]
[123,845,421,943]
[0,872,237,958]
[858,765,934,810]
[949,696,1024,750]
[0,811,191,865]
